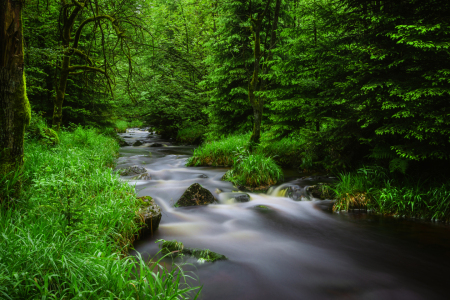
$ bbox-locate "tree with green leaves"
[51,0,139,131]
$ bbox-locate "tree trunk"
[0,0,30,202]
[52,55,70,131]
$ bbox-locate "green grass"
[176,126,206,145]
[332,166,450,222]
[258,136,305,167]
[222,150,284,187]
[0,126,200,299]
[186,133,249,167]
[115,119,145,133]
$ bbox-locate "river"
[117,129,450,300]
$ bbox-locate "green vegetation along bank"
[0,126,200,299]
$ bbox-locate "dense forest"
[1,0,450,298]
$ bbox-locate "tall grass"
[186,133,249,167]
[0,127,200,299]
[332,166,450,222]
[223,149,283,187]
[115,119,145,133]
[176,126,206,145]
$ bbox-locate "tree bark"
[0,0,30,202]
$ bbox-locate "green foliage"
[187,134,249,167]
[223,148,283,187]
[176,126,206,145]
[0,128,200,299]
[26,111,59,146]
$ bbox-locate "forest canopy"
[13,0,450,173]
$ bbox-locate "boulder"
[117,137,129,147]
[123,135,133,138]
[197,174,208,178]
[232,193,250,203]
[119,165,147,176]
[306,183,334,199]
[149,143,164,147]
[284,185,306,201]
[176,183,217,207]
[133,140,144,146]
[136,196,162,237]
[132,172,152,180]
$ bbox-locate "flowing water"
[118,129,450,300]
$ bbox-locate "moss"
[158,239,227,262]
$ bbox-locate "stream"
[117,129,450,300]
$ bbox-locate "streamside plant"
[223,148,284,187]
[0,127,201,299]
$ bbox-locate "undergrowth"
[176,126,206,145]
[332,166,450,222]
[115,119,145,133]
[0,127,200,299]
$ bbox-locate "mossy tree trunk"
[0,0,30,201]
[248,0,281,148]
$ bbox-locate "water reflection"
[118,129,450,300]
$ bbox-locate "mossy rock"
[158,239,227,262]
[32,127,59,145]
[133,140,144,146]
[132,172,152,180]
[306,183,334,200]
[176,183,217,207]
[136,196,162,238]
[119,165,147,176]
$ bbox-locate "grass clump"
[115,119,145,133]
[332,166,450,222]
[176,126,206,145]
[186,133,249,167]
[223,149,284,187]
[0,126,200,299]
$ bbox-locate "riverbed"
[117,129,450,300]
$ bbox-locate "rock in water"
[136,196,162,237]
[306,183,334,199]
[232,193,250,203]
[149,143,164,147]
[132,172,152,180]
[119,165,147,176]
[133,140,144,146]
[176,183,217,206]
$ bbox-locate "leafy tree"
[51,0,140,131]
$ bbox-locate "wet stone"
[133,140,144,146]
[118,139,130,147]
[149,143,164,147]
[232,193,251,203]
[132,172,152,180]
[198,174,208,178]
[136,196,162,238]
[119,165,147,176]
[285,185,306,201]
[306,183,334,200]
[176,183,217,207]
